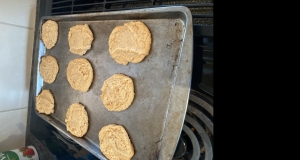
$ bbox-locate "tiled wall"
[0,0,36,152]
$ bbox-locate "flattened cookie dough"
[65,103,89,137]
[36,89,55,115]
[68,24,94,55]
[66,58,93,92]
[99,124,134,160]
[39,55,59,84]
[41,20,58,49]
[109,21,152,65]
[100,74,134,111]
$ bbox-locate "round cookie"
[39,55,59,84]
[99,124,134,160]
[100,74,134,111]
[66,58,93,92]
[41,20,58,49]
[108,21,152,65]
[65,103,89,137]
[36,89,55,115]
[68,24,94,55]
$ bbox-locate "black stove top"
[26,0,213,159]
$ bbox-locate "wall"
[0,0,36,151]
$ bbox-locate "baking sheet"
[34,6,193,160]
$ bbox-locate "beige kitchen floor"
[0,0,37,152]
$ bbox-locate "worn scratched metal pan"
[32,6,193,160]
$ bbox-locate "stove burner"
[173,137,187,159]
[173,89,213,160]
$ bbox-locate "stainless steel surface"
[32,6,193,160]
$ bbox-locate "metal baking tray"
[33,6,193,160]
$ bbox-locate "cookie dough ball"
[39,55,59,84]
[99,124,134,160]
[109,21,152,65]
[41,20,58,49]
[66,58,93,92]
[36,89,55,115]
[68,24,94,55]
[65,103,89,137]
[100,74,134,111]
